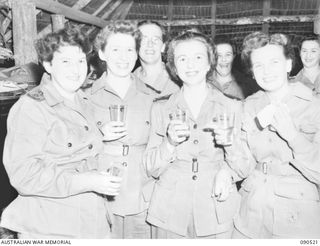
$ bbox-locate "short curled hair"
[241,31,294,74]
[35,25,91,63]
[214,38,236,56]
[137,20,167,42]
[166,30,215,83]
[94,20,141,52]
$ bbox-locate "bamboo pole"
[51,14,65,31]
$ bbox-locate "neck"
[106,71,132,98]
[52,80,76,102]
[215,71,233,86]
[266,82,290,104]
[139,60,163,85]
[303,66,320,83]
[183,81,208,119]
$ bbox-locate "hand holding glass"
[109,105,126,123]
[167,109,190,146]
[212,111,235,146]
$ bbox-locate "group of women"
[1,19,320,239]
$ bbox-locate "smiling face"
[174,39,210,86]
[98,33,137,77]
[138,24,164,65]
[43,45,88,93]
[251,44,291,92]
[300,40,320,69]
[215,43,234,77]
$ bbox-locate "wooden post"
[314,0,320,34]
[211,0,217,39]
[167,0,173,37]
[51,14,66,31]
[11,0,38,66]
[262,0,271,34]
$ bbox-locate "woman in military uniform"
[88,20,154,239]
[231,32,320,238]
[0,26,122,238]
[143,30,241,238]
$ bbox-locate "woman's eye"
[62,60,69,64]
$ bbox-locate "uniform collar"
[90,71,151,97]
[164,84,225,111]
[41,73,88,107]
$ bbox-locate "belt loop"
[123,145,129,156]
[192,158,198,173]
[262,162,267,174]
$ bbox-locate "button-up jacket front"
[232,82,320,238]
[143,87,241,237]
[1,74,111,238]
[88,72,154,216]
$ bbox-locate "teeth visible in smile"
[145,50,155,55]
[186,71,198,76]
[117,63,129,69]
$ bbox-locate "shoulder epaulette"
[26,87,45,101]
[153,94,172,103]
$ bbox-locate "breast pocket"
[273,181,320,237]
[299,123,318,141]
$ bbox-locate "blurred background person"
[134,20,180,99]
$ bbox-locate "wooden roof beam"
[110,0,134,20]
[33,0,108,27]
[100,0,125,20]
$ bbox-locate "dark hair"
[214,39,236,56]
[137,20,166,42]
[35,25,91,63]
[299,34,320,50]
[94,20,141,52]
[166,30,215,82]
[241,31,294,74]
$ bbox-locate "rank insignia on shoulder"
[26,87,45,101]
[153,94,171,103]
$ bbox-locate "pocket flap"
[274,180,319,201]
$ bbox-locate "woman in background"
[291,34,320,93]
[0,26,122,239]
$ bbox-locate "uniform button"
[193,124,197,129]
[192,175,197,180]
[193,140,199,144]
[84,125,89,131]
[97,121,102,126]
[122,162,128,167]
[146,121,150,125]
[67,142,72,147]
[88,144,93,149]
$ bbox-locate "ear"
[286,58,292,73]
[42,61,52,74]
[98,49,107,62]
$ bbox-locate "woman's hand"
[271,103,298,142]
[88,171,123,196]
[213,169,234,201]
[166,120,190,147]
[204,123,233,146]
[101,121,127,142]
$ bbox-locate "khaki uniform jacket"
[88,72,154,216]
[290,69,320,94]
[143,87,242,237]
[231,82,320,238]
[133,65,180,100]
[1,74,112,238]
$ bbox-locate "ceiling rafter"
[100,0,125,20]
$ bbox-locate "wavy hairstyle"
[94,20,141,52]
[35,25,91,63]
[166,30,215,83]
[241,31,294,75]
